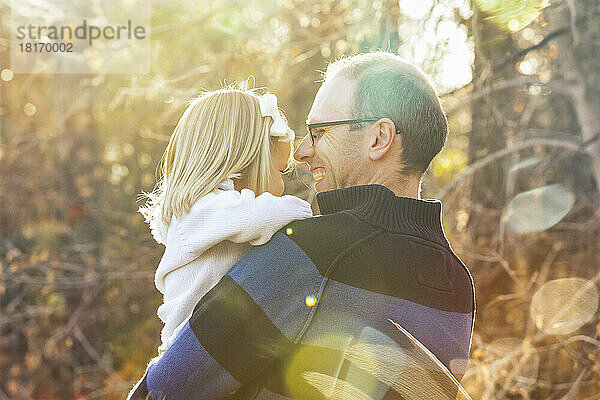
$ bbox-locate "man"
[130,52,475,399]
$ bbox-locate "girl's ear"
[368,118,397,161]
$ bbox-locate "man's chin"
[314,178,334,193]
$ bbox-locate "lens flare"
[475,0,550,32]
[285,332,355,399]
[302,371,374,400]
[504,184,575,234]
[530,277,599,335]
[284,323,470,399]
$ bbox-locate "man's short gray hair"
[325,52,448,176]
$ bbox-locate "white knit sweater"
[147,179,313,354]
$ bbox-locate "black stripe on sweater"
[189,275,293,384]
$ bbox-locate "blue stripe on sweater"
[146,321,238,399]
[227,231,323,339]
[299,280,472,377]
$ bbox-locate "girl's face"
[267,141,291,196]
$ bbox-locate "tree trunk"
[548,0,600,199]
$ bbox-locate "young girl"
[137,86,313,358]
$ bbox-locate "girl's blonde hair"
[138,84,295,227]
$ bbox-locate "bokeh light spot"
[531,278,599,335]
[299,16,310,27]
[518,60,534,75]
[508,19,520,32]
[504,184,575,234]
[1,68,14,82]
[335,40,348,52]
[24,103,37,117]
[528,84,542,95]
[522,27,535,41]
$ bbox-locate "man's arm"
[130,231,322,399]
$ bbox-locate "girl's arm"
[175,188,313,250]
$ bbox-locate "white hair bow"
[259,93,295,142]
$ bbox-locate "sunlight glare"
[439,53,473,89]
[475,0,550,32]
[303,372,374,400]
[399,0,433,20]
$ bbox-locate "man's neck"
[365,175,422,199]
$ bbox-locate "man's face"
[294,75,367,192]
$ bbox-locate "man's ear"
[368,118,397,161]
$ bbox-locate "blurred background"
[1,0,599,398]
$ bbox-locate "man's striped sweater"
[130,184,475,399]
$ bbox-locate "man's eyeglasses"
[305,118,399,145]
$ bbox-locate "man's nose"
[294,134,314,162]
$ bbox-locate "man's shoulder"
[284,211,377,246]
[225,211,377,280]
[279,211,377,273]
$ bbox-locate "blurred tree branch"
[437,137,589,199]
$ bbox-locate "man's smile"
[310,166,325,182]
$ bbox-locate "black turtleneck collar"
[316,184,448,247]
